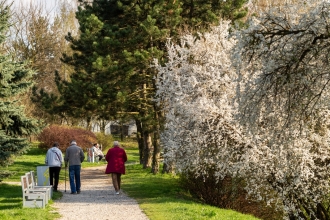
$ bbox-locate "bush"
[180,171,282,220]
[37,124,97,152]
[95,132,113,151]
[0,170,16,182]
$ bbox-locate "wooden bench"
[87,147,99,163]
[29,171,53,198]
[21,175,46,208]
[25,172,52,201]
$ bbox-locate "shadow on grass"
[0,198,21,203]
[127,151,139,158]
[26,147,47,156]
[12,161,44,167]
[0,183,22,209]
[4,161,45,181]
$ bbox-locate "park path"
[52,165,149,220]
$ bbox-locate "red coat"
[105,146,127,174]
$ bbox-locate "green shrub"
[37,124,97,152]
[95,132,113,151]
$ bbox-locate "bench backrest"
[21,176,29,194]
[29,171,37,186]
[86,147,96,162]
[87,148,95,156]
[25,172,35,189]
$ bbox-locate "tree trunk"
[120,121,124,141]
[135,119,144,164]
[151,106,161,174]
[151,131,160,174]
[86,116,92,130]
[143,131,153,169]
[99,119,106,134]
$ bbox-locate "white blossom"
[155,1,330,219]
[235,1,330,218]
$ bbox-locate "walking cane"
[65,166,67,192]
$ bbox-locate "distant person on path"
[105,141,127,195]
[64,140,85,194]
[92,143,105,161]
[45,142,63,192]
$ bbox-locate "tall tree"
[9,0,78,124]
[55,4,121,129]
[38,0,248,172]
[0,0,42,167]
[154,21,239,177]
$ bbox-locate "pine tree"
[35,0,248,172]
[33,1,122,129]
[0,1,41,167]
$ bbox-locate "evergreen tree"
[0,1,42,167]
[35,0,248,172]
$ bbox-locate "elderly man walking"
[65,140,85,194]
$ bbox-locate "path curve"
[52,165,148,220]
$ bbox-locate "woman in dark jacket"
[105,141,127,195]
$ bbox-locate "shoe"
[115,191,120,195]
[77,190,81,194]
[70,192,76,194]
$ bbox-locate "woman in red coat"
[105,141,127,195]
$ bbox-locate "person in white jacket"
[92,143,105,161]
[45,142,63,192]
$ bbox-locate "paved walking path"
[52,165,149,220]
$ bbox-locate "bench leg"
[23,197,45,208]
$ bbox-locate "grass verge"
[122,164,260,220]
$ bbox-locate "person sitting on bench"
[92,143,104,161]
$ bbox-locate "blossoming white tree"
[154,21,243,181]
[155,1,330,219]
[235,1,330,219]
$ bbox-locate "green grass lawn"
[122,164,259,220]
[0,140,260,220]
[0,183,61,220]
